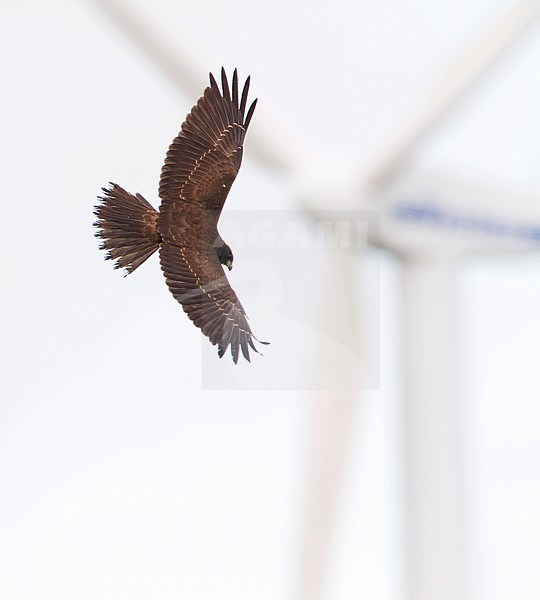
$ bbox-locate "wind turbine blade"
[366,0,540,188]
[90,0,311,173]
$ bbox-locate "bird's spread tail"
[94,183,161,274]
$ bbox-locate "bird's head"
[217,243,234,271]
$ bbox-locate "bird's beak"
[226,260,233,271]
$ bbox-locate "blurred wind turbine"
[91,1,540,599]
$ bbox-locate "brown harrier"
[94,68,267,363]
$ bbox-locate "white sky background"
[1,1,540,599]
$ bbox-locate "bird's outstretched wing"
[157,68,265,362]
[158,68,257,245]
[159,242,265,363]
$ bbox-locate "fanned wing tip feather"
[232,69,239,108]
[209,71,219,93]
[207,68,256,127]
[221,67,231,100]
[217,333,269,363]
[240,76,250,116]
[214,314,268,363]
[244,98,257,129]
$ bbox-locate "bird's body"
[94,68,267,363]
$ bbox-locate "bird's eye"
[222,183,227,188]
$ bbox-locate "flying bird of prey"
[94,68,267,363]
